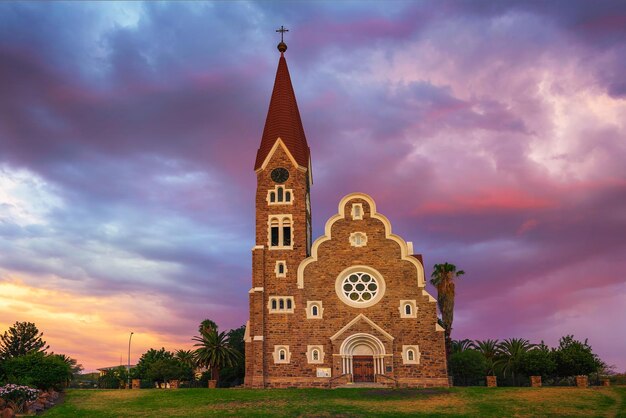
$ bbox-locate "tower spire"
[254,30,310,172]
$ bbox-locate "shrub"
[553,335,597,377]
[0,384,39,413]
[520,349,556,378]
[449,350,487,386]
[3,352,72,390]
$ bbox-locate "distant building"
[244,37,448,388]
[96,365,135,377]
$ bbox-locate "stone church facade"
[244,39,448,388]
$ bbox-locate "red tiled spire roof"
[254,51,310,170]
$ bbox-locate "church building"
[244,34,449,388]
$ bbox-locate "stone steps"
[334,382,386,389]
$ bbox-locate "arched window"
[405,304,412,316]
[279,299,284,310]
[286,299,292,310]
[268,216,292,248]
[278,263,284,274]
[270,218,280,247]
[277,187,283,201]
[270,191,276,203]
[312,305,319,317]
[407,349,415,361]
[271,299,277,310]
[279,349,286,361]
[312,349,319,361]
[285,191,291,202]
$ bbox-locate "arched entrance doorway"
[339,333,386,382]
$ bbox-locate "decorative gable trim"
[296,192,434,306]
[255,138,307,173]
[330,313,394,342]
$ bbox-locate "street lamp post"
[127,332,134,389]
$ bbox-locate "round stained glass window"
[341,272,379,304]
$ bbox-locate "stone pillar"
[530,376,542,387]
[208,380,217,389]
[602,379,610,387]
[448,376,454,387]
[575,375,588,388]
[169,380,179,389]
[486,375,497,387]
[132,379,141,389]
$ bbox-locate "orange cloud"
[0,277,197,371]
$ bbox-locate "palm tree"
[472,339,500,375]
[430,262,465,361]
[193,326,241,386]
[496,338,534,385]
[175,349,196,369]
[451,339,474,354]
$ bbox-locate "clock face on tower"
[271,167,289,183]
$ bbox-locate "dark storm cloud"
[0,1,625,370]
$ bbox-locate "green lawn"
[43,386,626,417]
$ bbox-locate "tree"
[430,263,465,361]
[217,325,246,387]
[495,338,534,385]
[133,348,174,380]
[199,319,218,334]
[449,350,486,386]
[54,354,83,376]
[97,365,127,389]
[3,352,72,390]
[174,349,196,370]
[145,358,191,385]
[451,339,474,355]
[520,347,556,378]
[553,335,598,378]
[0,322,49,360]
[472,339,500,375]
[193,323,242,386]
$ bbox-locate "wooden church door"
[353,356,375,382]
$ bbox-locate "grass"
[43,386,626,417]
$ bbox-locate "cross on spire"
[276,25,289,43]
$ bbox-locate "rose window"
[341,272,379,303]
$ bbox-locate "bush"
[553,335,597,377]
[3,352,72,390]
[520,349,556,378]
[145,358,191,385]
[449,350,487,386]
[0,384,39,413]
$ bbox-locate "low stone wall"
[602,379,610,387]
[396,377,450,388]
[530,376,542,387]
[575,375,588,388]
[132,379,141,389]
[486,376,497,387]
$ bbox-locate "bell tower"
[245,27,312,388]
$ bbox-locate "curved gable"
[297,192,428,291]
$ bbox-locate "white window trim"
[267,185,294,206]
[268,296,295,313]
[306,301,324,319]
[306,345,325,364]
[267,214,293,250]
[402,345,421,365]
[399,300,418,318]
[275,260,287,278]
[273,345,291,364]
[351,203,364,220]
[349,232,368,248]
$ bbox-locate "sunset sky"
[1,1,625,372]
